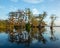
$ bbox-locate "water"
[0,27,60,48]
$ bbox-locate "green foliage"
[14,26,21,30]
[25,23,31,32]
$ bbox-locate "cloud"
[10,0,19,2]
[9,6,18,12]
[0,5,8,20]
[23,0,44,4]
[32,8,40,15]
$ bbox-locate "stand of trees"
[0,8,57,32]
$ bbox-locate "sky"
[0,0,60,25]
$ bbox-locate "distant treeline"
[0,20,8,29]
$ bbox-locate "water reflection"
[38,34,47,44]
[0,27,60,48]
[8,27,47,45]
[50,27,56,41]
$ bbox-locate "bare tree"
[50,14,56,30]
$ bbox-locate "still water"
[0,27,60,48]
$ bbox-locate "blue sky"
[0,0,60,25]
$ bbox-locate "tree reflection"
[8,26,47,45]
[38,27,47,44]
[8,31,15,42]
[50,27,56,41]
